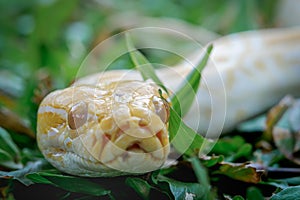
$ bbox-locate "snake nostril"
[68,101,88,130]
[138,118,148,126]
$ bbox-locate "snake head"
[37,80,170,176]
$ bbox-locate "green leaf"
[0,149,23,170]
[289,100,300,153]
[211,136,252,162]
[27,172,111,197]
[157,175,206,200]
[228,143,252,162]
[261,179,288,190]
[125,177,151,200]
[246,187,264,200]
[265,176,300,189]
[188,157,212,200]
[279,176,300,186]
[211,136,246,155]
[25,172,54,185]
[270,186,300,200]
[272,128,296,159]
[252,149,284,167]
[0,148,13,161]
[0,127,22,169]
[261,97,300,165]
[237,115,266,132]
[126,33,168,94]
[213,162,262,184]
[201,155,224,168]
[0,127,21,159]
[0,160,47,185]
[264,95,294,140]
[171,44,213,117]
[289,99,300,133]
[169,106,213,156]
[210,136,252,162]
[232,196,245,200]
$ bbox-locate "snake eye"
[68,101,88,130]
[152,96,170,123]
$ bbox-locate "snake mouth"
[100,138,169,173]
[124,130,167,151]
[75,121,170,174]
[126,143,145,152]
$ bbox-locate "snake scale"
[37,27,300,177]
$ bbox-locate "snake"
[37,27,300,177]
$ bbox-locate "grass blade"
[127,33,214,157]
[169,105,213,156]
[27,172,111,197]
[171,44,213,117]
[188,157,213,200]
[125,33,169,94]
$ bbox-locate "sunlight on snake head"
[37,80,170,176]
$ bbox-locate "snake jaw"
[99,132,168,173]
[37,80,170,176]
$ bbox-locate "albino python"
[37,27,300,177]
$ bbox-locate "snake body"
[37,27,300,177]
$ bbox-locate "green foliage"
[264,97,300,165]
[169,106,206,156]
[126,177,152,199]
[213,163,262,184]
[211,136,252,162]
[0,128,22,170]
[171,44,213,117]
[27,172,111,197]
[270,186,300,200]
[0,160,47,185]
[156,175,206,200]
[246,187,264,200]
[126,34,169,93]
[188,157,213,200]
[232,196,245,200]
[1,0,299,199]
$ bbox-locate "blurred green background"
[1,0,299,198]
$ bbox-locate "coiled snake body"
[37,27,300,177]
